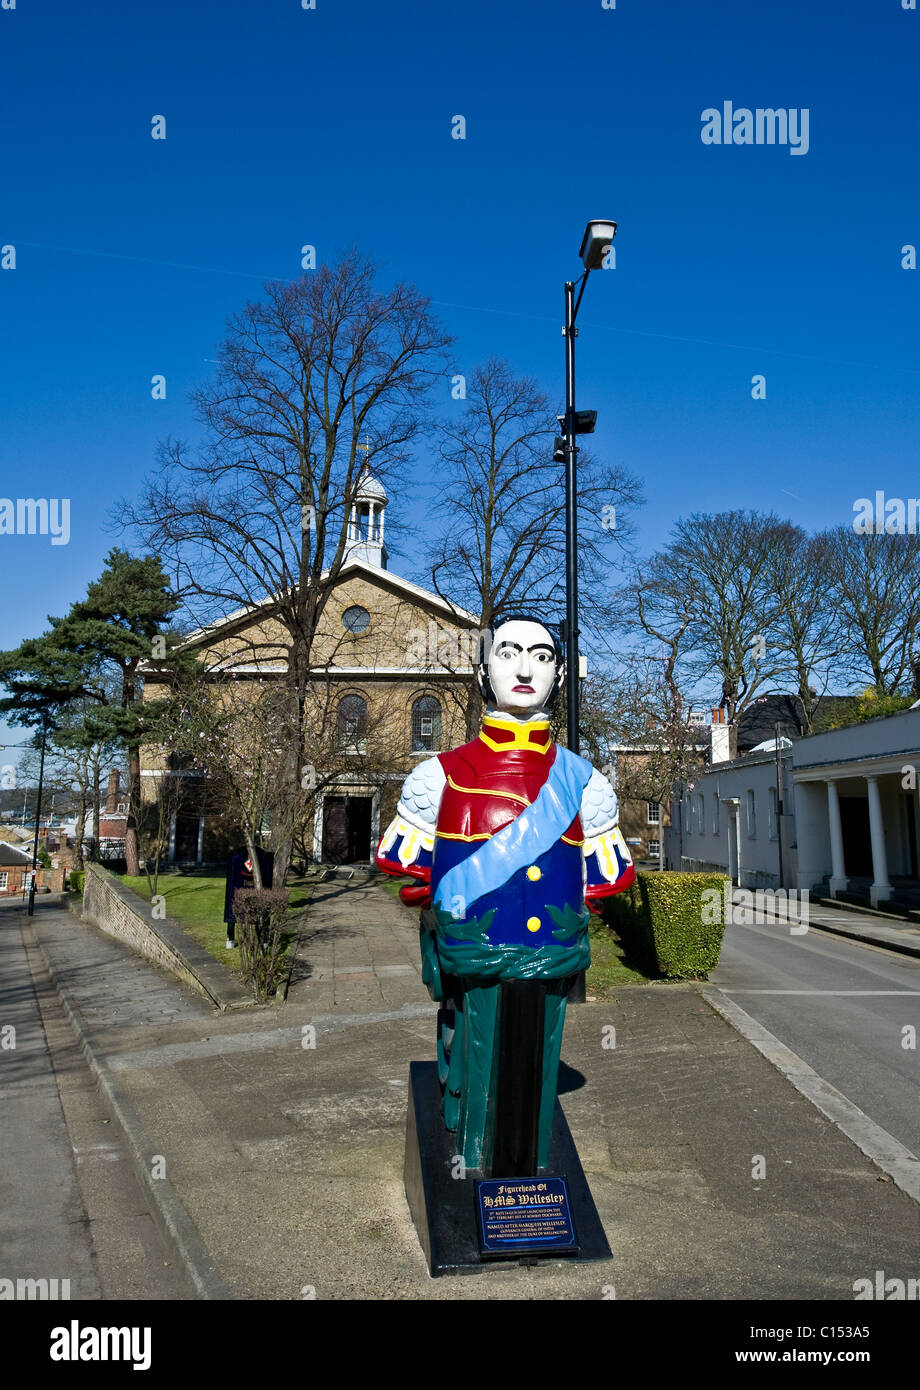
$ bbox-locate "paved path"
[24,883,920,1299]
[0,900,189,1299]
[285,879,424,1009]
[0,900,100,1298]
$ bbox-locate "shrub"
[232,887,290,1000]
[603,871,729,978]
[69,870,85,895]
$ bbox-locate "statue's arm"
[581,768,636,912]
[376,756,446,906]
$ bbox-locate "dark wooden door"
[346,797,372,863]
[174,813,200,863]
[323,797,349,864]
[323,796,372,864]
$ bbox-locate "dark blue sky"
[1,0,918,745]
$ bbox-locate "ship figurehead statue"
[377,615,635,1183]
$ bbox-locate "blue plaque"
[476,1176,578,1258]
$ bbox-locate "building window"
[337,694,367,754]
[411,695,442,752]
[0,871,7,891]
[342,605,370,634]
[697,794,705,834]
[647,802,660,825]
[648,838,660,859]
[768,786,778,840]
[746,789,756,838]
[712,797,720,836]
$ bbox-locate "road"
[0,899,190,1300]
[710,904,920,1155]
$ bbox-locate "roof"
[149,557,480,666]
[737,693,859,750]
[0,842,32,865]
[355,469,387,504]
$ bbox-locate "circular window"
[342,605,370,634]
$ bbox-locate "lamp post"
[28,715,50,917]
[558,220,616,1007]
[559,218,617,755]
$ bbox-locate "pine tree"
[0,549,196,875]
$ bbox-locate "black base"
[404,1060,612,1277]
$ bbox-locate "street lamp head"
[579,219,617,271]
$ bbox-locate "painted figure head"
[477,616,564,718]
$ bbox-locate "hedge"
[604,870,729,978]
[68,870,85,894]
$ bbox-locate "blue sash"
[433,745,593,920]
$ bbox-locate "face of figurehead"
[486,618,560,718]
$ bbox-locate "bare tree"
[636,510,795,724]
[767,529,840,731]
[157,660,414,882]
[426,358,643,735]
[817,527,920,696]
[581,619,706,870]
[123,251,453,878]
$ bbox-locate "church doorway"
[173,812,201,864]
[322,795,373,864]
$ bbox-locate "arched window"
[337,694,367,754]
[411,695,442,752]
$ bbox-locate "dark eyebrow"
[527,643,555,655]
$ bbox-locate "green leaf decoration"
[545,902,590,942]
[434,904,495,943]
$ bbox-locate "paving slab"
[27,883,920,1300]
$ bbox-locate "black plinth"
[404,1060,612,1277]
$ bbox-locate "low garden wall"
[81,863,251,1009]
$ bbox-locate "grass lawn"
[378,874,651,994]
[120,873,312,975]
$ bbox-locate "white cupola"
[345,467,388,569]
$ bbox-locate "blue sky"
[1,0,918,752]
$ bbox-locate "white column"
[724,802,739,885]
[866,775,893,905]
[167,813,177,866]
[827,780,848,897]
[196,815,205,864]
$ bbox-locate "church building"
[140,473,482,867]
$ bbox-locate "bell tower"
[345,450,388,569]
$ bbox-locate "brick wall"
[82,863,210,997]
[0,864,65,895]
